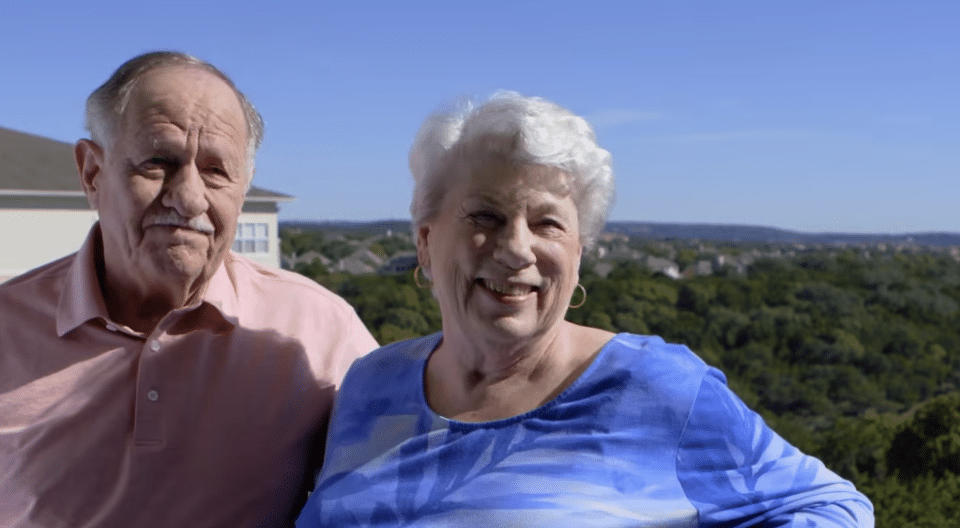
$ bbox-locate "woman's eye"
[539,218,563,229]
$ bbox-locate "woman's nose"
[493,221,536,269]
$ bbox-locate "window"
[233,222,270,254]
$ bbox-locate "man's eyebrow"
[145,133,181,150]
[464,193,501,204]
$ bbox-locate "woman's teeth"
[482,279,533,295]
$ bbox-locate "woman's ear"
[416,224,432,277]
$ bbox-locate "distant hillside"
[281,220,960,247]
[282,220,413,236]
[603,222,960,247]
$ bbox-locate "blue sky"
[2,1,958,234]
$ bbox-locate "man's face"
[79,66,249,300]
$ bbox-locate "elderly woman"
[296,92,873,527]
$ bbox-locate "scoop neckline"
[417,332,625,428]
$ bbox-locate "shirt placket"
[134,332,168,449]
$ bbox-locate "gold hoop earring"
[413,264,429,288]
[569,283,586,309]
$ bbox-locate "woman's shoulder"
[605,333,714,376]
[579,332,724,411]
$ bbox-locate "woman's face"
[417,158,582,348]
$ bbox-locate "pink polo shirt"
[0,226,378,527]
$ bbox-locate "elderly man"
[0,52,377,526]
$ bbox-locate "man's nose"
[493,221,536,270]
[161,164,209,219]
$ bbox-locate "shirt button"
[150,340,161,352]
[147,390,160,402]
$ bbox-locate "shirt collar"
[56,224,239,336]
[200,253,241,326]
[56,225,111,336]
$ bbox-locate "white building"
[0,126,292,283]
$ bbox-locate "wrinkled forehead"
[458,152,572,199]
[121,66,247,138]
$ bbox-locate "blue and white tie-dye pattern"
[297,333,873,527]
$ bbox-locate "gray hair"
[84,51,264,184]
[409,91,614,249]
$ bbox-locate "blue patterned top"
[297,333,873,527]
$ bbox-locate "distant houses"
[646,257,680,279]
[380,253,419,274]
[276,223,770,280]
[281,220,960,280]
[277,222,960,281]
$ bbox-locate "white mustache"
[144,210,215,234]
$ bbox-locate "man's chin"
[150,248,214,282]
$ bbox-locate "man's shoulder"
[0,253,75,299]
[226,254,354,311]
[221,255,377,382]
[0,255,76,346]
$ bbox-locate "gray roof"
[0,126,292,201]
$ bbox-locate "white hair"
[84,51,264,187]
[409,91,614,248]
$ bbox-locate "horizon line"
[277,218,960,238]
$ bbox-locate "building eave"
[246,195,296,203]
[0,189,86,197]
[0,189,295,203]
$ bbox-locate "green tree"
[887,392,960,481]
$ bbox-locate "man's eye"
[137,158,170,178]
[469,212,501,227]
[203,167,237,189]
[142,157,173,170]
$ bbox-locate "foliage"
[311,271,441,345]
[887,391,960,481]
[281,226,358,261]
[280,227,325,257]
[860,466,960,527]
[376,235,416,257]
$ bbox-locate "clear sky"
[2,1,957,234]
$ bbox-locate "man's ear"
[416,223,431,278]
[75,139,104,210]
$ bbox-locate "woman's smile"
[477,278,539,299]
[418,160,582,346]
